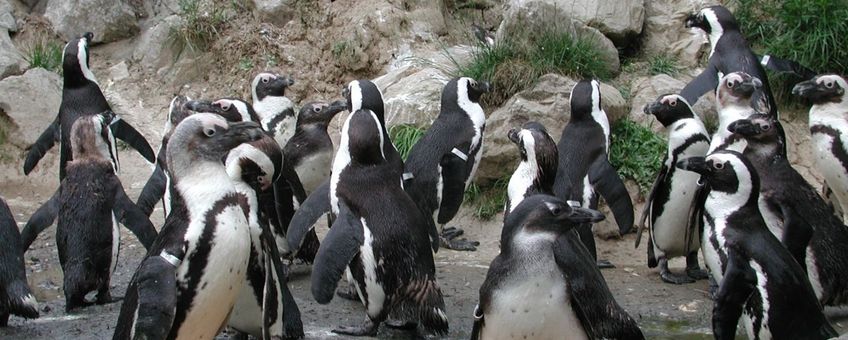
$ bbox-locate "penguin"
[681,5,776,117]
[709,71,764,153]
[251,72,297,149]
[471,194,644,340]
[136,95,193,218]
[504,121,558,219]
[41,111,157,311]
[23,32,154,179]
[728,113,848,307]
[793,74,848,222]
[300,109,449,336]
[552,79,634,268]
[676,151,837,340]
[284,100,347,194]
[185,98,260,123]
[403,77,490,251]
[636,94,711,284]
[112,114,264,340]
[0,197,38,326]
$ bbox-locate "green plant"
[389,124,426,161]
[25,38,63,73]
[169,0,227,54]
[238,57,254,71]
[609,119,667,194]
[464,177,510,220]
[648,55,680,76]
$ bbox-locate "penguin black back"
[0,197,39,325]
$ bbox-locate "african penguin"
[728,113,848,307]
[637,94,710,284]
[0,197,38,326]
[252,72,297,149]
[136,95,193,218]
[35,111,157,311]
[552,79,634,268]
[709,71,763,153]
[793,74,848,223]
[23,32,154,179]
[404,77,490,251]
[112,114,264,340]
[305,109,449,336]
[677,151,837,340]
[471,194,644,340]
[504,121,558,220]
[284,100,347,194]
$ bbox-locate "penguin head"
[168,95,193,130]
[644,94,696,127]
[344,109,385,166]
[727,113,778,141]
[508,121,558,186]
[297,100,347,127]
[185,98,256,123]
[676,150,759,195]
[225,139,281,192]
[252,72,295,102]
[717,72,762,107]
[569,79,603,121]
[503,195,605,246]
[62,32,97,87]
[69,110,115,160]
[344,80,385,122]
[167,113,265,169]
[685,6,737,35]
[447,77,491,105]
[792,75,847,105]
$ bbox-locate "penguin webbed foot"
[660,269,696,284]
[439,227,479,251]
[384,319,418,330]
[336,285,360,301]
[332,319,379,336]
[685,252,709,280]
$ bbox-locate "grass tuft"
[464,177,510,220]
[609,119,667,194]
[169,0,227,55]
[25,37,63,73]
[648,55,680,76]
[389,124,426,161]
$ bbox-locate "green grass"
[25,38,63,73]
[609,119,667,194]
[169,0,227,54]
[388,124,426,161]
[648,55,680,76]
[463,177,510,220]
[238,57,254,71]
[456,26,612,108]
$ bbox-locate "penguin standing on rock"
[677,151,837,340]
[471,195,644,340]
[552,79,634,268]
[303,109,449,337]
[637,94,710,284]
[112,114,264,340]
[793,75,848,222]
[0,197,38,326]
[404,77,490,251]
[252,72,297,149]
[504,121,558,219]
[23,32,154,179]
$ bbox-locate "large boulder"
[44,0,140,44]
[132,15,182,72]
[497,0,620,75]
[0,0,16,32]
[558,0,645,46]
[250,0,295,27]
[0,68,62,146]
[0,30,27,79]
[642,0,711,68]
[628,74,718,133]
[477,73,627,182]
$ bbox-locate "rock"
[629,74,718,133]
[558,0,645,46]
[132,15,181,71]
[0,68,62,145]
[44,0,140,44]
[108,61,129,82]
[377,67,450,128]
[477,73,627,181]
[642,0,709,68]
[0,0,16,32]
[250,0,295,27]
[497,0,620,75]
[0,29,27,79]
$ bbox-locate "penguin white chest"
[651,168,702,257]
[811,130,848,220]
[702,218,726,283]
[294,150,333,194]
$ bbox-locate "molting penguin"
[0,197,38,326]
[504,121,558,220]
[552,79,634,268]
[252,72,297,149]
[471,195,644,340]
[23,32,154,179]
[303,109,449,336]
[677,151,837,340]
[284,100,347,194]
[136,95,193,218]
[112,114,264,340]
[728,113,848,307]
[637,94,710,284]
[42,111,157,311]
[403,77,490,251]
[793,75,848,222]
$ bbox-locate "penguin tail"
[396,278,449,335]
[5,280,39,319]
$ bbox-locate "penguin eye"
[760,124,771,131]
[220,103,231,111]
[713,161,725,170]
[203,128,216,137]
[470,80,478,87]
[826,82,835,89]
[669,100,677,107]
[313,106,322,113]
[727,81,735,89]
[261,77,270,84]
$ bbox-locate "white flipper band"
[566,200,581,208]
[402,172,414,180]
[760,54,771,67]
[451,148,468,161]
[159,250,182,267]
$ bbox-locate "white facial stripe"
[77,39,98,84]
[226,143,276,182]
[349,81,363,112]
[590,80,601,111]
[194,113,228,130]
[231,101,252,122]
[588,81,610,147]
[251,73,277,102]
[456,78,486,150]
[366,110,386,160]
[330,111,354,214]
[702,8,724,57]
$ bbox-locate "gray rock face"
[132,15,181,71]
[0,0,16,32]
[0,68,62,145]
[250,0,295,27]
[628,74,717,133]
[0,30,27,79]
[477,73,627,181]
[557,0,645,45]
[642,0,710,67]
[44,0,140,44]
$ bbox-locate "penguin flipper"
[23,117,60,175]
[136,165,167,217]
[758,54,817,80]
[589,158,634,235]
[311,203,364,304]
[680,64,719,106]
[21,188,60,251]
[775,200,814,270]
[554,231,644,339]
[282,161,308,204]
[712,248,756,340]
[436,142,473,225]
[286,180,330,252]
[113,180,158,250]
[132,255,180,340]
[110,117,156,164]
[636,162,668,248]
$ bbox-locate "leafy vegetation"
[463,177,510,220]
[388,124,426,161]
[609,119,667,194]
[169,0,228,54]
[648,55,680,76]
[25,38,63,73]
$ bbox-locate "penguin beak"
[83,32,94,42]
[792,79,819,98]
[564,207,605,224]
[684,13,702,29]
[727,119,758,136]
[284,76,295,87]
[507,128,521,145]
[475,81,492,94]
[676,157,709,175]
[185,100,217,114]
[736,77,762,96]
[326,99,348,116]
[643,101,661,116]
[224,121,265,146]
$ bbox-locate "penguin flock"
[0,4,846,339]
